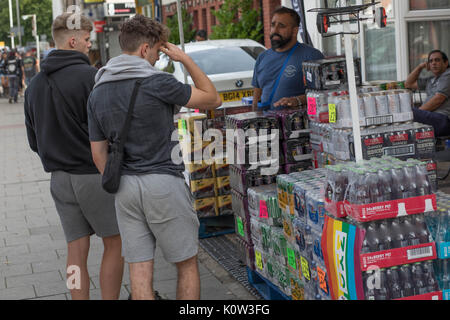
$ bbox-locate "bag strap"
[42,72,86,130]
[118,79,143,151]
[258,42,299,109]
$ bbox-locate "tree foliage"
[209,0,263,42]
[165,8,196,45]
[0,0,53,48]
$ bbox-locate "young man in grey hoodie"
[88,15,221,300]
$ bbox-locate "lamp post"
[16,0,22,47]
[22,14,39,65]
[8,0,15,48]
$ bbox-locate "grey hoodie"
[94,54,165,88]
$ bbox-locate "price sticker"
[236,216,244,237]
[259,200,269,219]
[329,104,336,123]
[317,266,328,293]
[307,97,317,116]
[300,256,310,281]
[255,250,263,270]
[287,247,296,270]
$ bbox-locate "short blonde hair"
[52,13,93,46]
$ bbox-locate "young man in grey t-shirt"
[88,15,221,300]
[406,50,450,137]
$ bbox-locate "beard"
[270,33,292,49]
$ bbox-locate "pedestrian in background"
[24,12,124,300]
[88,15,221,300]
[0,51,9,98]
[6,50,23,103]
[23,49,39,87]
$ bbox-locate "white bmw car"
[155,39,266,111]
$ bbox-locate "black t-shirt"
[88,73,192,177]
[6,57,23,76]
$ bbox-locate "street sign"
[10,26,24,35]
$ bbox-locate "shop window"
[410,0,450,10]
[364,23,397,81]
[408,20,450,74]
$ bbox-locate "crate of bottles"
[325,157,437,222]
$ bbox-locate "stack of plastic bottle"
[323,156,443,300]
[226,112,283,271]
[270,169,332,300]
[425,191,450,300]
[247,184,292,296]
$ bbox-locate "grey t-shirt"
[418,68,450,117]
[88,73,192,177]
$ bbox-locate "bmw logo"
[235,80,243,88]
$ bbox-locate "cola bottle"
[403,162,418,198]
[415,162,432,196]
[391,219,408,248]
[399,264,415,298]
[325,166,336,201]
[375,269,390,300]
[368,168,384,203]
[414,279,427,296]
[390,165,406,200]
[387,267,402,299]
[381,220,393,250]
[359,169,372,205]
[361,238,371,254]
[377,167,392,201]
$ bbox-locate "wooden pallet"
[246,267,291,300]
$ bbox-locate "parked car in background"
[155,39,266,111]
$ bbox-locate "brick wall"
[162,0,224,39]
[261,0,281,48]
[162,0,282,46]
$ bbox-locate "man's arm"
[405,62,428,90]
[161,42,221,110]
[252,88,262,111]
[90,140,109,175]
[24,91,38,153]
[273,95,306,109]
[419,93,447,112]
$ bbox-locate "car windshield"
[187,46,263,75]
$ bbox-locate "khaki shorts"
[114,174,199,263]
[50,171,119,243]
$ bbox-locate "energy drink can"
[363,93,377,117]
[375,92,389,115]
[399,90,413,113]
[387,90,401,115]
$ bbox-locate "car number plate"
[220,90,253,103]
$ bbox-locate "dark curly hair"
[119,14,169,52]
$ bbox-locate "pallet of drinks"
[425,191,450,300]
[322,157,442,300]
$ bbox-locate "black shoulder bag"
[102,79,143,194]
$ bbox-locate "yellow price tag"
[329,104,336,123]
[300,256,310,281]
[255,250,263,270]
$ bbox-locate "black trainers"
[127,290,167,300]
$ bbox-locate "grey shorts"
[50,171,120,243]
[115,174,199,264]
